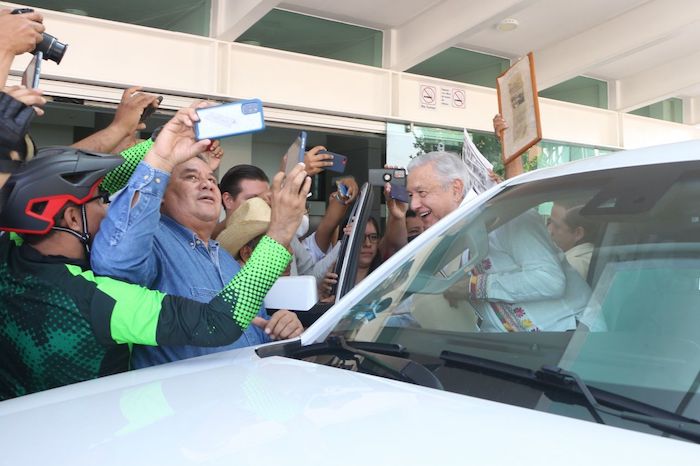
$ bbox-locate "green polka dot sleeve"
[218,235,292,329]
[100,139,154,195]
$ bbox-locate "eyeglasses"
[363,233,379,244]
[86,191,111,205]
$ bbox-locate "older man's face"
[407,162,463,229]
[162,157,222,229]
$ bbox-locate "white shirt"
[565,242,594,281]
[469,210,591,332]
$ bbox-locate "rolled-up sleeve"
[91,161,170,286]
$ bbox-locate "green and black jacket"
[0,229,291,400]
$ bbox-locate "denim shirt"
[91,161,270,369]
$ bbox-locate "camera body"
[368,168,406,187]
[11,8,68,64]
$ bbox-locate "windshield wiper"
[290,336,443,390]
[440,350,700,443]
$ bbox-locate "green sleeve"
[215,235,292,329]
[100,139,154,195]
[66,235,291,347]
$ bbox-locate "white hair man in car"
[407,151,590,332]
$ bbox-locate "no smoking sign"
[452,89,466,108]
[420,84,437,108]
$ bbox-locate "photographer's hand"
[0,9,44,86]
[71,86,160,154]
[266,163,311,248]
[112,86,160,135]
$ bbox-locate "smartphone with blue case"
[194,99,265,141]
[318,150,347,173]
[389,183,409,203]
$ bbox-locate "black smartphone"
[368,168,406,187]
[139,95,163,123]
[318,150,347,173]
[389,183,409,203]
[22,52,42,89]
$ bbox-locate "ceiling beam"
[386,0,533,71]
[614,50,700,113]
[535,0,700,91]
[210,0,280,42]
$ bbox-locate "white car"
[3,141,700,464]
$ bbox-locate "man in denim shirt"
[92,145,303,369]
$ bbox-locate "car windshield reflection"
[325,160,700,439]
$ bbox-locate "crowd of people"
[0,9,595,399]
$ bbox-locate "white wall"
[217,134,253,179]
[6,3,700,151]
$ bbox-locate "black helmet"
[0,147,123,234]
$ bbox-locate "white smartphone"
[22,52,42,89]
[194,99,265,141]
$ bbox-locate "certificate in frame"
[496,52,542,166]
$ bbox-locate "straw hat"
[217,197,271,258]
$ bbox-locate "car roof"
[508,139,700,186]
[1,346,697,464]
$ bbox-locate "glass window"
[237,9,382,67]
[630,98,684,123]
[386,123,502,171]
[24,1,211,36]
[321,157,700,441]
[539,76,608,109]
[537,141,615,169]
[407,48,510,88]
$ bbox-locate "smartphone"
[337,182,350,198]
[368,168,406,187]
[284,131,307,175]
[139,95,163,123]
[194,99,265,141]
[389,183,409,203]
[22,52,42,89]
[318,150,347,173]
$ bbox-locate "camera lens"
[37,33,68,65]
[10,8,68,65]
[383,173,392,182]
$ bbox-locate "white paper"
[461,129,496,194]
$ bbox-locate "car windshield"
[326,158,700,439]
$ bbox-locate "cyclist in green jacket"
[0,105,311,400]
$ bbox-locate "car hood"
[1,347,697,465]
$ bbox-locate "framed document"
[496,52,542,165]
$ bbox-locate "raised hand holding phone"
[317,150,347,173]
[139,95,163,123]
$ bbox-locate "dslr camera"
[11,8,68,64]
